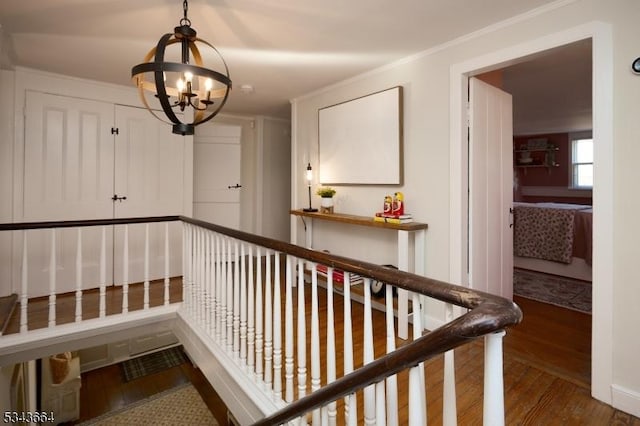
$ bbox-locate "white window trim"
[568,130,593,189]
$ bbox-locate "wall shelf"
[514,146,559,173]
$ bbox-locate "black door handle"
[228,184,242,189]
[112,194,127,202]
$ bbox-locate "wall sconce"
[303,163,318,212]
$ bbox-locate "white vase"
[320,197,333,208]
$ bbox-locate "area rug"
[79,383,218,425]
[513,268,592,314]
[121,346,189,382]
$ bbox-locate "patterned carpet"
[513,268,592,314]
[79,384,218,425]
[121,346,188,382]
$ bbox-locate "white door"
[468,77,513,299]
[193,122,242,230]
[112,105,186,285]
[23,91,115,296]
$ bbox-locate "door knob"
[112,194,127,202]
[228,184,242,189]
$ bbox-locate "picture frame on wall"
[318,86,403,185]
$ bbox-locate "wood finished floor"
[5,278,639,424]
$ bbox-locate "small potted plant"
[316,187,336,213]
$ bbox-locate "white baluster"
[326,268,337,426]
[311,263,321,425]
[363,278,375,425]
[376,380,386,426]
[233,240,240,358]
[48,228,56,327]
[201,228,207,326]
[343,272,357,426]
[413,292,427,422]
[385,284,398,426]
[255,247,264,382]
[183,224,191,316]
[200,228,211,332]
[215,234,222,342]
[182,223,187,308]
[122,224,129,314]
[226,238,234,351]
[164,222,170,306]
[407,290,426,426]
[208,231,215,336]
[408,364,425,426]
[204,229,211,333]
[284,255,294,402]
[144,223,150,310]
[75,228,82,322]
[20,231,28,333]
[240,243,248,366]
[443,303,457,426]
[484,330,506,426]
[220,237,228,347]
[247,244,255,374]
[272,252,283,399]
[297,258,307,400]
[99,226,107,318]
[264,249,273,389]
[195,228,202,324]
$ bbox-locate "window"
[570,132,593,188]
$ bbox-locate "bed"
[513,202,592,281]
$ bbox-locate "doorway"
[474,39,593,387]
[449,23,614,403]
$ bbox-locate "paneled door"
[468,77,514,299]
[193,122,242,230]
[23,91,115,296]
[112,105,187,285]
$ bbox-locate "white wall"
[257,117,291,241]
[291,0,640,416]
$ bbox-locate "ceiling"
[492,38,593,135]
[0,0,562,119]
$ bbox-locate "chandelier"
[131,0,232,135]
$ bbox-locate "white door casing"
[23,91,115,295]
[193,122,242,230]
[468,77,513,299]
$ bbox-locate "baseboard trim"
[612,384,640,418]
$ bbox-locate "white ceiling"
[0,0,561,119]
[498,38,592,135]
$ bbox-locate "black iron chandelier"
[131,0,232,135]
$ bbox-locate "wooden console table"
[290,209,428,339]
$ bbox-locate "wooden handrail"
[0,216,181,231]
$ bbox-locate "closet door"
[112,105,187,285]
[23,91,115,296]
[193,122,242,230]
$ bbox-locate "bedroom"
[477,38,593,385]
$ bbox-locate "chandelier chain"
[181,0,191,27]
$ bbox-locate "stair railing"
[180,216,522,425]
